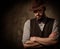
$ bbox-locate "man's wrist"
[35,37,40,42]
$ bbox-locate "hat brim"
[29,5,46,11]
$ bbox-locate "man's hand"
[30,35,57,46]
[24,40,40,48]
[25,40,35,44]
[30,37,38,42]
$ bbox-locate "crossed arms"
[23,32,58,48]
[22,20,58,48]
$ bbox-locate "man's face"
[33,7,45,19]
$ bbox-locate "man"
[22,0,59,49]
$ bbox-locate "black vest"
[28,17,58,49]
[30,17,54,38]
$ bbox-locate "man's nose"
[37,12,39,15]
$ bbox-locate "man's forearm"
[23,40,40,48]
[24,42,39,48]
[35,32,58,45]
[36,37,57,45]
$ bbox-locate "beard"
[35,12,45,21]
[36,13,44,20]
[36,15,43,20]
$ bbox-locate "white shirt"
[22,19,59,44]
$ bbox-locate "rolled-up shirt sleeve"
[51,20,59,40]
[22,20,30,44]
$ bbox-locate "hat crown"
[32,0,46,8]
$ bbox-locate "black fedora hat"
[30,0,47,11]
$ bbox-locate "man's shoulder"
[25,18,36,24]
[47,17,56,22]
[30,18,36,21]
[26,19,30,22]
[47,17,55,20]
[24,19,30,25]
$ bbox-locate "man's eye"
[33,9,43,13]
[33,10,38,13]
[39,10,41,11]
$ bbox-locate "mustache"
[37,14,40,16]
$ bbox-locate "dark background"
[0,0,60,49]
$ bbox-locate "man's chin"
[36,16,41,20]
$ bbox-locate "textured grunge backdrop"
[0,0,60,49]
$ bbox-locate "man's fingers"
[25,40,34,44]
